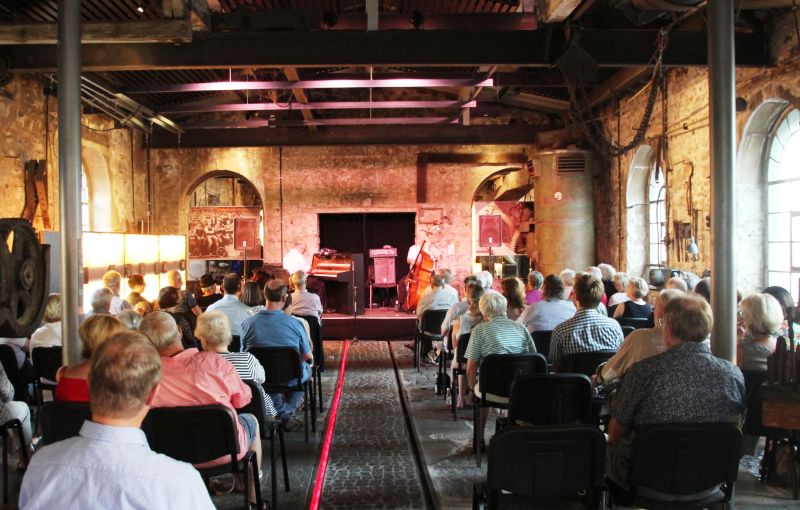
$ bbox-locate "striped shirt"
[219,352,277,418]
[464,316,536,362]
[549,308,623,368]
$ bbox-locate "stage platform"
[322,307,417,340]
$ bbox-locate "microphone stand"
[351,257,358,343]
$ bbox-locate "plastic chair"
[143,405,262,510]
[531,331,553,362]
[506,373,594,427]
[473,425,607,510]
[414,309,448,371]
[39,400,91,445]
[436,325,453,397]
[558,350,617,376]
[0,419,27,504]
[293,313,325,413]
[473,353,548,467]
[238,380,289,507]
[607,422,742,509]
[32,346,62,432]
[450,332,470,420]
[249,346,316,443]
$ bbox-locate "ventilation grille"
[556,153,588,174]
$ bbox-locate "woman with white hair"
[607,273,630,308]
[30,293,63,350]
[738,293,784,371]
[598,263,617,301]
[560,269,576,298]
[612,277,653,320]
[196,311,277,419]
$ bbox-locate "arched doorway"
[471,167,534,278]
[625,146,656,278]
[186,171,265,282]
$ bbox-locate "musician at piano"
[282,241,326,308]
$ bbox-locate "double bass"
[405,240,435,311]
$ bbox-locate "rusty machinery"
[0,219,49,338]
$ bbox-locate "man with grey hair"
[20,333,215,509]
[465,292,536,439]
[89,287,113,316]
[475,270,496,293]
[665,276,689,293]
[139,312,262,479]
[102,270,132,316]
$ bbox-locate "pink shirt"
[151,348,252,466]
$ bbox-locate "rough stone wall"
[0,75,148,234]
[595,10,800,293]
[149,144,536,283]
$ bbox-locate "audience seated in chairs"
[287,270,323,324]
[117,310,142,330]
[139,311,262,484]
[21,332,215,509]
[84,287,113,319]
[102,270,132,316]
[607,272,629,308]
[607,294,746,491]
[763,285,796,341]
[550,274,623,370]
[416,273,459,318]
[241,280,267,313]
[125,273,150,310]
[196,311,278,420]
[737,292,783,371]
[501,277,526,322]
[465,292,536,439]
[206,272,254,339]
[30,293,63,351]
[599,262,617,302]
[517,274,576,334]
[440,275,479,337]
[560,268,576,299]
[595,289,683,388]
[157,286,200,349]
[612,277,653,320]
[195,273,223,311]
[55,315,126,403]
[241,280,312,432]
[0,355,32,469]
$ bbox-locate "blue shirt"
[206,294,253,337]
[241,309,311,383]
[20,421,214,510]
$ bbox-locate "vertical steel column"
[58,0,83,365]
[708,0,736,362]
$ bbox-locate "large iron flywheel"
[0,219,49,338]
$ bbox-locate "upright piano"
[309,252,365,315]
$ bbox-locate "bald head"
[167,270,182,288]
[665,277,688,293]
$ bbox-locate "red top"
[55,376,90,402]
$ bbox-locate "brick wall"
[594,11,800,293]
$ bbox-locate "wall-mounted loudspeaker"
[479,215,502,247]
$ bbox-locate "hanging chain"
[564,28,669,158]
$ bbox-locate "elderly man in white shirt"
[283,242,312,275]
[103,270,132,316]
[206,273,253,340]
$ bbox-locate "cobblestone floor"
[320,341,425,510]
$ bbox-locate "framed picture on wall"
[418,207,443,224]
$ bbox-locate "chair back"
[0,345,27,400]
[478,353,548,399]
[293,314,324,371]
[531,331,552,360]
[559,350,617,376]
[249,346,304,391]
[32,346,63,383]
[238,379,270,438]
[419,309,448,336]
[40,401,91,445]
[230,335,241,354]
[628,422,742,497]
[621,326,636,338]
[455,333,471,365]
[487,425,606,501]
[143,405,240,465]
[742,369,770,437]
[616,317,649,330]
[509,374,593,425]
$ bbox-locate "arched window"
[766,108,800,300]
[81,168,90,232]
[648,162,667,267]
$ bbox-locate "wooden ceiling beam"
[585,67,651,107]
[0,19,193,45]
[4,29,770,72]
[283,66,315,127]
